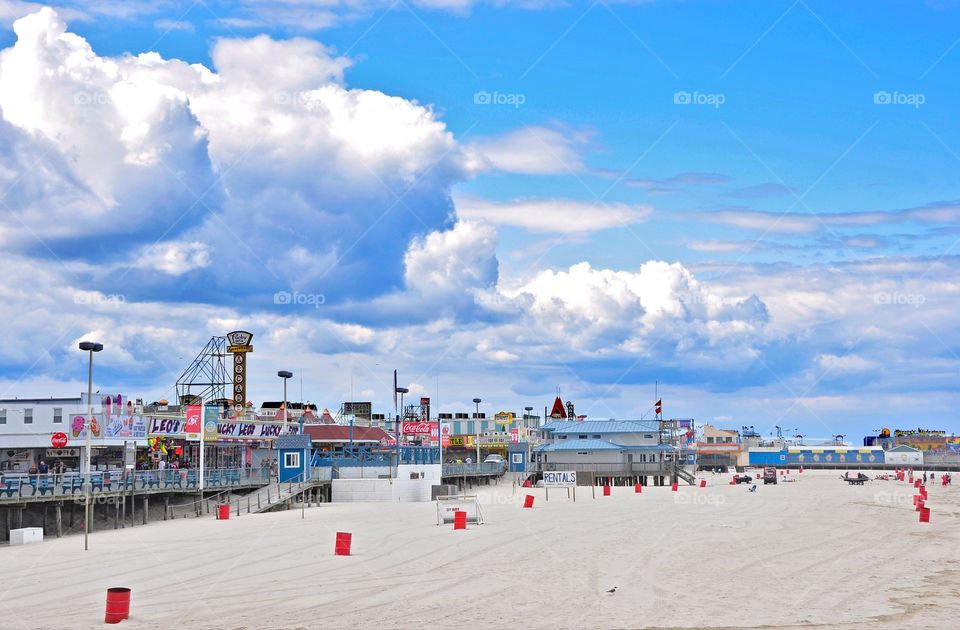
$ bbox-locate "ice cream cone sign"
[71,415,85,438]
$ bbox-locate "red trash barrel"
[634,483,642,493]
[217,504,230,520]
[522,479,531,488]
[104,587,131,624]
[335,532,352,556]
[919,507,931,523]
[916,499,924,512]
[603,485,611,496]
[453,510,467,530]
[523,494,534,509]
[699,479,707,488]
[671,482,678,492]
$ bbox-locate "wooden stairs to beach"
[223,478,326,515]
[673,464,697,486]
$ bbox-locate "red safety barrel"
[104,587,131,624]
[523,494,534,509]
[634,483,642,493]
[603,485,611,496]
[454,510,467,530]
[699,479,707,488]
[217,504,230,520]
[335,532,352,556]
[919,507,931,523]
[671,482,678,492]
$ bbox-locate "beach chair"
[748,485,757,492]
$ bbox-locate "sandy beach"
[3,471,959,630]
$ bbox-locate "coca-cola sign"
[401,421,434,435]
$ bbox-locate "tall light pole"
[78,341,103,552]
[524,405,534,475]
[396,387,408,468]
[278,371,293,433]
[473,397,482,465]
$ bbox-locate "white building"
[534,420,683,483]
[0,393,147,472]
[884,444,923,466]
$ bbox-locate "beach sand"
[2,470,959,629]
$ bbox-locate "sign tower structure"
[226,331,254,416]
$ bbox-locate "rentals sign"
[542,471,577,487]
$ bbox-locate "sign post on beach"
[543,471,577,502]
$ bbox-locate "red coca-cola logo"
[401,422,433,435]
[51,432,68,449]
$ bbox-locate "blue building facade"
[748,446,886,467]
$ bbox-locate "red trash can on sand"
[104,587,131,624]
[335,532,352,556]
[217,504,230,520]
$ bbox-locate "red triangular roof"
[550,396,567,419]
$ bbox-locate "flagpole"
[199,402,205,492]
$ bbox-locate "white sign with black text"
[542,471,577,487]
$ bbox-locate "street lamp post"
[277,370,293,432]
[278,371,293,484]
[472,398,482,466]
[395,387,408,469]
[524,405,534,475]
[78,341,103,552]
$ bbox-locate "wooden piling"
[143,495,148,525]
[55,503,63,538]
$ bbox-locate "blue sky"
[0,0,958,440]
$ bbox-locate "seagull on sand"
[606,586,617,594]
